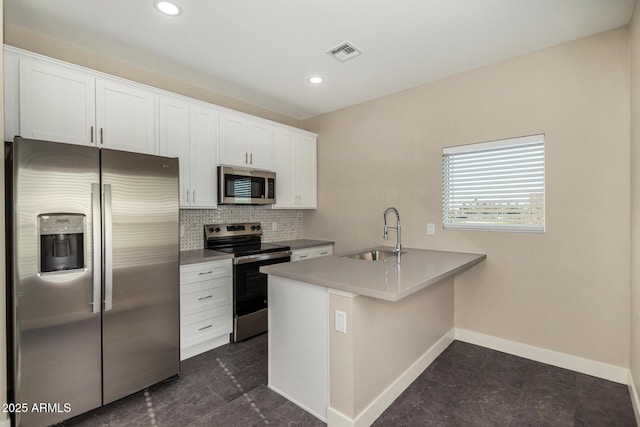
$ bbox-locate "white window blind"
[442,134,545,232]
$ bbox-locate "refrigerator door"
[101,149,180,404]
[10,138,102,427]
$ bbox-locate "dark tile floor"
[373,341,637,427]
[61,336,637,427]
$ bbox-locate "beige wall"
[352,277,453,415]
[329,277,454,419]
[4,24,302,128]
[304,28,631,367]
[630,0,640,398]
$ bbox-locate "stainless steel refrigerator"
[6,137,180,427]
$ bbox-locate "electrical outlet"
[427,223,435,235]
[335,310,347,334]
[272,221,278,231]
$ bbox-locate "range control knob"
[255,225,261,230]
[251,225,257,230]
[208,227,215,233]
[214,227,221,233]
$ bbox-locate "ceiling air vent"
[326,42,363,63]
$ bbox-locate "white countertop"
[261,246,486,302]
[180,249,234,266]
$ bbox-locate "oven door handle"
[233,250,292,265]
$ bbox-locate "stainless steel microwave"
[218,165,276,205]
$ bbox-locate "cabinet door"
[247,121,274,170]
[159,95,190,207]
[189,105,218,208]
[273,131,297,208]
[19,59,96,146]
[96,79,156,154]
[295,135,317,209]
[218,113,248,167]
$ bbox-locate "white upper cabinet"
[158,96,191,206]
[189,105,218,208]
[272,130,317,209]
[96,79,156,154]
[19,59,96,146]
[18,57,157,155]
[7,47,318,209]
[219,113,274,170]
[159,95,218,209]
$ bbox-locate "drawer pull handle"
[320,251,329,255]
[198,271,213,275]
[198,325,213,331]
[198,295,213,301]
[299,255,308,259]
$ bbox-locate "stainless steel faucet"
[383,207,402,260]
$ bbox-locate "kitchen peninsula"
[261,247,485,427]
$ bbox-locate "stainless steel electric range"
[204,222,291,342]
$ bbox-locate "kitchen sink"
[343,249,404,261]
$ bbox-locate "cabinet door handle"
[250,153,253,164]
[193,190,196,204]
[245,152,248,164]
[198,325,213,331]
[198,270,213,276]
[90,126,94,143]
[186,190,190,203]
[100,128,104,145]
[198,295,213,301]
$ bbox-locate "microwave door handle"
[91,183,101,313]
[103,184,113,311]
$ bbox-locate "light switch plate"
[427,223,435,235]
[335,310,347,334]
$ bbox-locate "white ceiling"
[5,0,636,120]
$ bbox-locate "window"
[442,134,545,232]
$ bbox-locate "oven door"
[232,251,291,341]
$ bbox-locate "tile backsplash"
[180,206,304,251]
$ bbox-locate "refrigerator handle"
[91,183,102,314]
[104,184,114,311]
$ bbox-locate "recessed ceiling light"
[154,0,182,16]
[308,76,324,84]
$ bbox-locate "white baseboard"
[629,371,640,424]
[180,334,229,361]
[326,328,455,427]
[455,328,629,384]
[326,407,356,427]
[268,383,327,423]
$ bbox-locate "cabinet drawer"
[291,245,333,262]
[180,260,231,284]
[181,278,230,316]
[181,306,231,348]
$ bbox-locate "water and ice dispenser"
[39,214,86,273]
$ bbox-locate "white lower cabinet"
[290,245,334,262]
[180,259,232,360]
